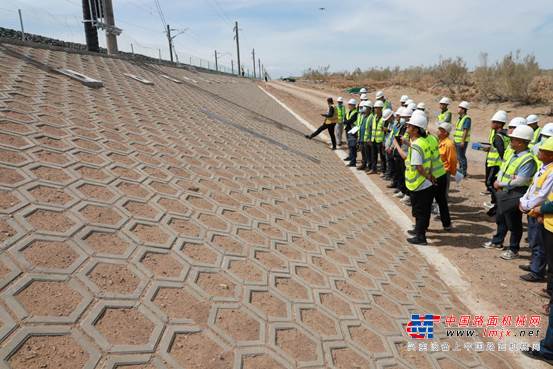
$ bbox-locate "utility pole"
[17,9,25,41]
[233,21,241,76]
[214,50,218,71]
[103,0,118,54]
[158,49,162,60]
[258,58,261,80]
[130,43,134,54]
[167,24,173,62]
[82,0,99,52]
[231,60,234,74]
[252,48,256,79]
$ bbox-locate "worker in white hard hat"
[453,101,471,176]
[392,114,435,245]
[357,100,374,170]
[392,107,413,203]
[305,97,338,150]
[382,108,396,180]
[344,99,359,167]
[482,111,510,216]
[438,97,452,123]
[368,100,386,174]
[335,97,346,147]
[400,95,409,107]
[527,114,542,149]
[436,122,457,187]
[518,131,553,283]
[532,122,553,156]
[488,125,537,260]
[359,87,367,94]
[375,90,392,110]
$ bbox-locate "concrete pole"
[130,43,134,54]
[231,60,234,74]
[167,24,173,62]
[82,0,99,52]
[258,58,261,80]
[17,9,25,41]
[234,21,241,76]
[104,0,118,54]
[252,48,256,79]
[214,50,218,71]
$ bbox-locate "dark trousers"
[529,216,546,277]
[310,123,337,149]
[411,186,435,238]
[385,150,394,177]
[347,134,357,165]
[359,142,370,168]
[434,175,451,228]
[455,143,468,176]
[543,225,553,298]
[393,154,407,193]
[486,166,500,204]
[496,206,523,253]
[370,142,385,172]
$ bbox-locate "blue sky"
[1,0,553,77]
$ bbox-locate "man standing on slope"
[454,101,472,176]
[369,100,386,174]
[437,97,452,123]
[305,97,338,150]
[343,99,359,167]
[335,97,346,147]
[375,90,392,110]
[527,114,542,149]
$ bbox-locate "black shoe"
[331,147,337,150]
[443,225,453,232]
[357,166,366,170]
[305,135,311,139]
[343,158,350,161]
[518,264,532,272]
[347,163,356,167]
[407,229,416,236]
[522,348,553,365]
[520,273,546,282]
[486,207,496,217]
[407,236,427,245]
[386,183,396,189]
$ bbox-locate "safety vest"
[454,115,471,143]
[426,135,447,178]
[405,137,431,191]
[546,192,553,232]
[370,115,384,143]
[384,100,392,111]
[529,127,542,149]
[385,120,398,148]
[358,114,372,142]
[486,129,510,167]
[438,111,451,123]
[346,108,357,121]
[325,105,338,124]
[535,165,553,232]
[498,151,535,186]
[336,104,346,122]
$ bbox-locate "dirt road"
[264,80,551,324]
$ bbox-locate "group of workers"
[306,88,553,363]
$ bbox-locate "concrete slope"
[0,41,515,369]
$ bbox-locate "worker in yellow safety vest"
[305,97,338,150]
[335,97,346,147]
[437,97,452,123]
[527,114,542,149]
[368,100,386,174]
[453,101,471,176]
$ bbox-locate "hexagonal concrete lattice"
[26,184,75,206]
[330,347,371,369]
[95,307,155,348]
[178,241,220,267]
[129,222,173,247]
[123,200,162,221]
[213,306,263,344]
[140,251,188,280]
[0,166,26,187]
[196,213,229,232]
[299,307,340,338]
[249,289,289,320]
[167,217,201,238]
[194,271,238,300]
[29,165,72,184]
[80,229,134,257]
[166,329,233,369]
[150,284,211,325]
[210,234,245,255]
[85,261,143,298]
[15,237,85,273]
[274,326,320,365]
[226,258,266,284]
[346,323,387,355]
[76,183,118,203]
[241,352,289,369]
[23,208,77,234]
[273,276,310,302]
[77,203,124,228]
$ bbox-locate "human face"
[437,128,448,140]
[375,107,382,116]
[510,137,528,152]
[458,107,465,115]
[538,149,553,164]
[440,103,447,111]
[406,124,417,138]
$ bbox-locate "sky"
[1,0,553,77]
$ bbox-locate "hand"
[532,206,542,216]
[460,142,465,149]
[493,181,501,190]
[538,215,544,224]
[519,203,527,213]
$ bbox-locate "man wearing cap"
[483,111,510,215]
[519,136,553,282]
[343,99,359,167]
[369,100,386,174]
[528,114,542,149]
[375,90,392,111]
[438,97,452,123]
[305,97,338,150]
[335,97,346,147]
[454,101,471,176]
[492,125,538,260]
[393,114,435,245]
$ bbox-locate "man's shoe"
[407,236,427,245]
[347,163,356,167]
[304,135,311,139]
[486,207,496,217]
[520,273,545,282]
[443,225,453,232]
[540,288,552,298]
[357,165,366,170]
[482,241,503,249]
[393,191,404,198]
[480,191,491,196]
[500,250,519,260]
[518,264,532,272]
[407,229,416,236]
[522,348,553,365]
[367,170,377,174]
[343,158,350,161]
[483,202,494,209]
[331,147,337,150]
[386,183,396,189]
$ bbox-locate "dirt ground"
[263,80,551,320]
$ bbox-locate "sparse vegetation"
[303,51,552,105]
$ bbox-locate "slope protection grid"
[0,41,514,369]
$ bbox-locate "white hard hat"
[401,108,413,118]
[407,114,428,130]
[365,100,374,108]
[360,88,367,94]
[509,125,534,141]
[337,97,344,102]
[541,123,553,137]
[373,100,384,108]
[347,98,357,105]
[400,95,409,103]
[526,114,539,125]
[395,108,403,116]
[412,109,425,117]
[375,90,384,99]
[438,122,453,133]
[508,117,528,128]
[407,103,417,111]
[417,102,426,110]
[360,93,368,100]
[458,101,470,110]
[382,109,393,121]
[439,97,451,105]
[405,99,415,106]
[491,110,508,123]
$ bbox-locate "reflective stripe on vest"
[529,127,542,149]
[438,111,451,123]
[359,114,372,142]
[539,164,553,232]
[499,151,535,185]
[533,164,553,196]
[545,191,553,232]
[426,135,447,178]
[336,105,345,122]
[371,115,384,143]
[454,115,471,143]
[384,100,392,111]
[405,138,431,191]
[486,129,510,167]
[325,105,338,124]
[346,108,357,121]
